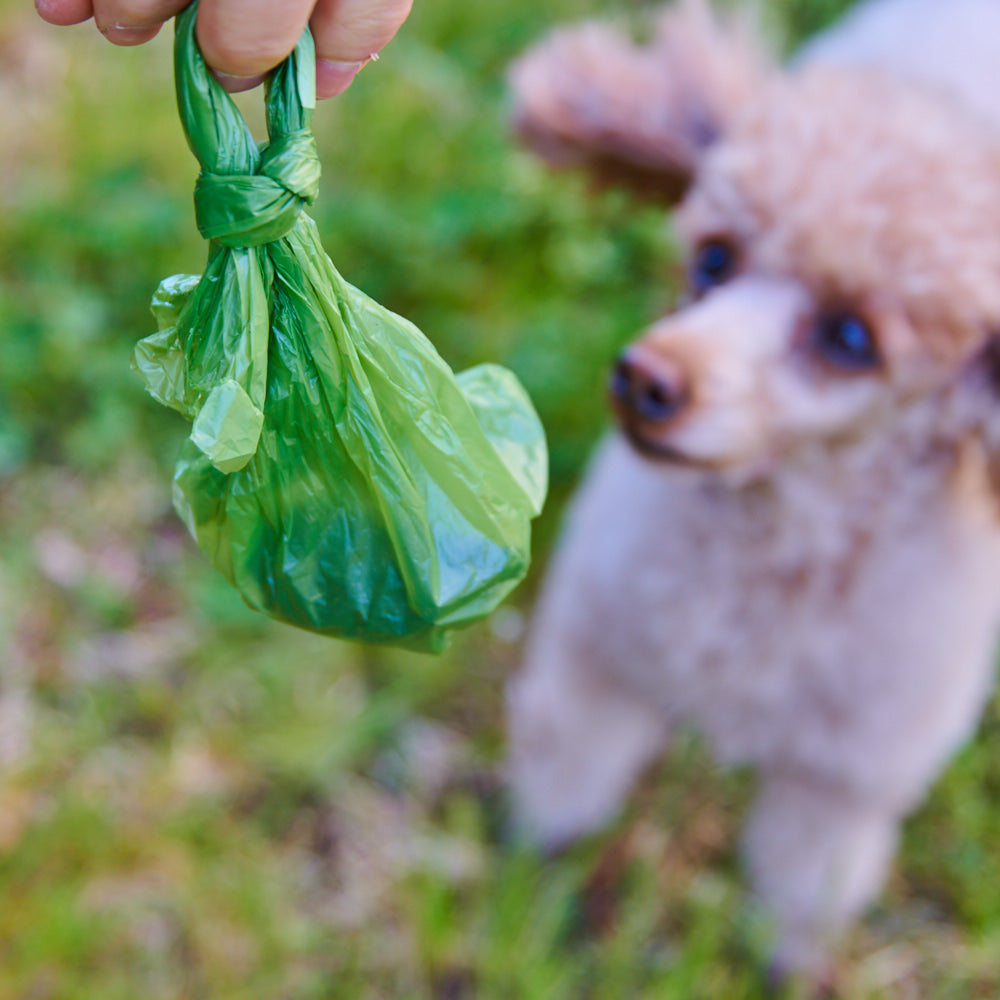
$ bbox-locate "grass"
[2,0,1000,997]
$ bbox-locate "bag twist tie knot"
[194,130,321,247]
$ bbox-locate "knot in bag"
[194,129,320,246]
[134,3,547,650]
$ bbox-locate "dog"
[506,0,1000,976]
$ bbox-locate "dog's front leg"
[507,648,669,851]
[742,771,900,979]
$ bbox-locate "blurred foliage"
[4,0,1000,998]
[767,0,859,43]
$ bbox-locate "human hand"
[34,0,414,97]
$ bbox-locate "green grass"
[4,0,1000,997]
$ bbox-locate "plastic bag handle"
[173,2,321,247]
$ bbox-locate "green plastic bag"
[134,3,547,651]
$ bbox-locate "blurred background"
[3,0,1000,996]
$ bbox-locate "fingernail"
[99,23,160,45]
[212,70,266,93]
[316,59,365,99]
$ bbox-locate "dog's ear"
[509,0,771,203]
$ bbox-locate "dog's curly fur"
[507,0,1000,975]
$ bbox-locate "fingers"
[311,0,413,98]
[36,0,415,97]
[196,0,315,90]
[36,0,185,44]
[94,0,188,44]
[198,0,414,98]
[35,0,94,27]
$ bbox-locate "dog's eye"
[690,240,738,294]
[813,312,880,371]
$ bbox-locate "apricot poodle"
[507,0,1000,975]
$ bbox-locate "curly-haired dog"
[507,0,1000,975]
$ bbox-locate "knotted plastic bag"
[134,3,547,650]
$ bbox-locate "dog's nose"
[610,347,688,423]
